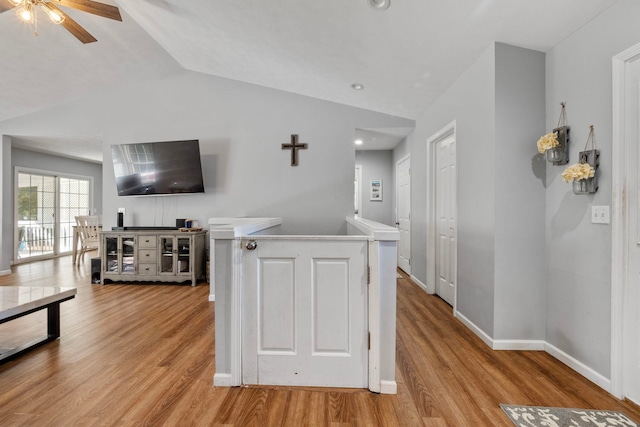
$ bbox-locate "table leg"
[72,227,79,265]
[47,303,61,339]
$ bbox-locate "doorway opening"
[15,168,94,263]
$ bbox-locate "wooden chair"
[75,215,102,265]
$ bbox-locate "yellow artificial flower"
[562,163,595,183]
[537,132,559,153]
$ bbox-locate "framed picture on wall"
[370,179,383,201]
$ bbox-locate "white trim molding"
[610,42,640,400]
[544,342,612,393]
[426,121,457,303]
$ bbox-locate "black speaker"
[91,257,101,284]
[117,212,124,228]
[176,218,186,228]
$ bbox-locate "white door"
[242,238,369,388]
[435,135,456,306]
[624,58,640,404]
[396,156,411,274]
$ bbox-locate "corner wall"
[396,43,497,335]
[356,150,394,226]
[545,0,640,379]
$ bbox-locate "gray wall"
[0,70,413,247]
[355,150,394,226]
[493,43,546,340]
[545,0,640,378]
[395,43,498,335]
[394,43,546,340]
[1,137,10,273]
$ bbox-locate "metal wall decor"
[573,125,599,194]
[547,102,570,165]
[561,125,599,194]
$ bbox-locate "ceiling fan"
[0,0,122,43]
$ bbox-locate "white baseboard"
[544,342,612,393]
[410,274,429,293]
[455,311,612,393]
[379,380,397,395]
[0,269,11,276]
[492,339,546,351]
[455,311,494,349]
[208,294,215,302]
[213,373,234,387]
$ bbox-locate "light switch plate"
[591,206,610,224]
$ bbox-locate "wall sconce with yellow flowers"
[537,102,570,165]
[562,125,599,194]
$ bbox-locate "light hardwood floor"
[0,255,638,426]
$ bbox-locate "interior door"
[436,135,456,306]
[624,58,640,404]
[242,238,368,388]
[396,156,411,274]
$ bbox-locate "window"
[15,169,93,262]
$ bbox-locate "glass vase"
[572,177,597,194]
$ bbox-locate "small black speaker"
[176,218,186,228]
[117,212,124,228]
[91,257,101,284]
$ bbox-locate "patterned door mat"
[500,404,638,427]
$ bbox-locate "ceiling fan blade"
[47,3,97,43]
[53,0,122,21]
[0,0,16,13]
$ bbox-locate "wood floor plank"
[0,256,638,426]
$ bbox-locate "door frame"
[611,42,640,400]
[426,121,457,313]
[13,166,95,264]
[395,154,411,274]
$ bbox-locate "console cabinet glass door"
[160,236,192,275]
[104,235,136,275]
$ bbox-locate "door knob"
[246,240,257,250]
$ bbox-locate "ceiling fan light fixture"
[16,2,33,22]
[369,0,390,11]
[41,2,65,24]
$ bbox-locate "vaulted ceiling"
[0,0,619,161]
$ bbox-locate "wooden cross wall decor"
[282,134,308,166]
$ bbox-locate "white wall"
[0,70,414,246]
[545,0,640,378]
[355,150,394,226]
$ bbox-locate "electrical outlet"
[118,207,126,214]
[591,205,610,224]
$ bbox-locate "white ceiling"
[1,0,620,161]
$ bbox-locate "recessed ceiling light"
[351,83,364,90]
[369,0,390,10]
[355,139,363,145]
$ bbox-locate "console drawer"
[138,249,157,262]
[138,263,156,275]
[138,236,157,248]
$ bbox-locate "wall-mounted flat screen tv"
[111,140,205,196]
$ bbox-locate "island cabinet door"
[241,238,368,388]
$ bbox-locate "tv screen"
[111,140,205,196]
